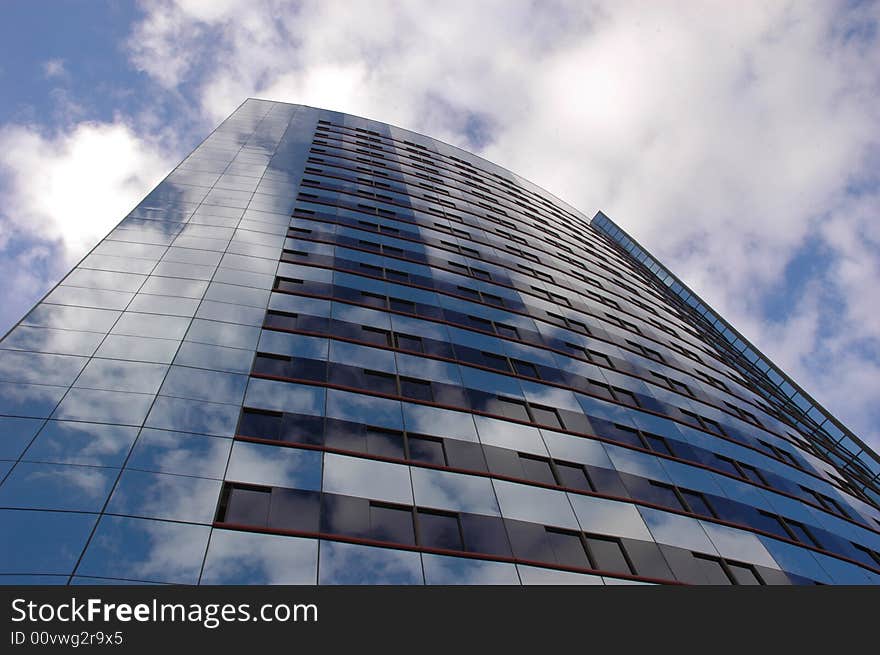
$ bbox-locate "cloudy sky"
[0,0,878,450]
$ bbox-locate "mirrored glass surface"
[111,313,191,340]
[325,389,401,429]
[53,388,154,425]
[493,479,579,529]
[411,467,500,516]
[159,366,248,405]
[568,495,653,541]
[201,530,318,584]
[74,359,169,394]
[0,326,104,357]
[422,553,520,585]
[0,382,66,418]
[0,462,117,512]
[185,318,260,350]
[23,421,137,467]
[106,469,221,523]
[127,429,231,479]
[76,515,210,584]
[0,509,97,575]
[639,507,717,554]
[402,403,477,442]
[317,540,423,584]
[226,441,322,489]
[244,379,325,416]
[0,351,88,386]
[517,565,603,585]
[145,396,241,437]
[95,335,180,364]
[22,304,119,332]
[0,417,43,459]
[322,453,412,505]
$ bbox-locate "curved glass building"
[2,98,879,585]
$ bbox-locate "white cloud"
[0,120,172,261]
[3,1,878,449]
[0,120,174,332]
[118,0,880,447]
[42,58,67,79]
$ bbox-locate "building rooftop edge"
[590,210,880,495]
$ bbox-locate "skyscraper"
[1,98,879,585]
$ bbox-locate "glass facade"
[2,98,880,585]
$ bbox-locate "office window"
[221,484,270,526]
[238,408,282,440]
[512,359,538,378]
[692,554,733,585]
[408,435,446,466]
[494,396,531,422]
[680,490,716,518]
[394,333,424,352]
[529,404,562,429]
[553,461,593,492]
[727,562,763,585]
[585,536,632,575]
[417,509,463,551]
[400,377,434,402]
[518,454,557,486]
[369,502,415,545]
[365,427,406,459]
[363,369,397,395]
[545,528,591,569]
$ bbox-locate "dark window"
[359,262,383,276]
[714,456,742,478]
[389,297,416,313]
[252,352,291,377]
[646,481,685,510]
[585,536,632,574]
[693,554,733,584]
[457,286,480,300]
[394,333,424,352]
[554,462,593,491]
[644,434,672,456]
[546,529,591,569]
[494,396,531,422]
[680,490,715,518]
[361,325,391,346]
[481,351,510,371]
[238,409,282,440]
[738,463,766,486]
[400,376,433,401]
[385,268,409,282]
[784,519,820,548]
[518,454,557,485]
[369,502,415,545]
[468,315,493,331]
[361,291,387,309]
[222,484,270,526]
[408,435,446,465]
[529,404,562,429]
[512,359,538,378]
[363,369,397,395]
[482,292,505,307]
[365,427,405,459]
[494,323,519,339]
[417,509,463,551]
[587,349,613,368]
[727,562,763,585]
[611,386,638,407]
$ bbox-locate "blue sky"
[0,0,878,451]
